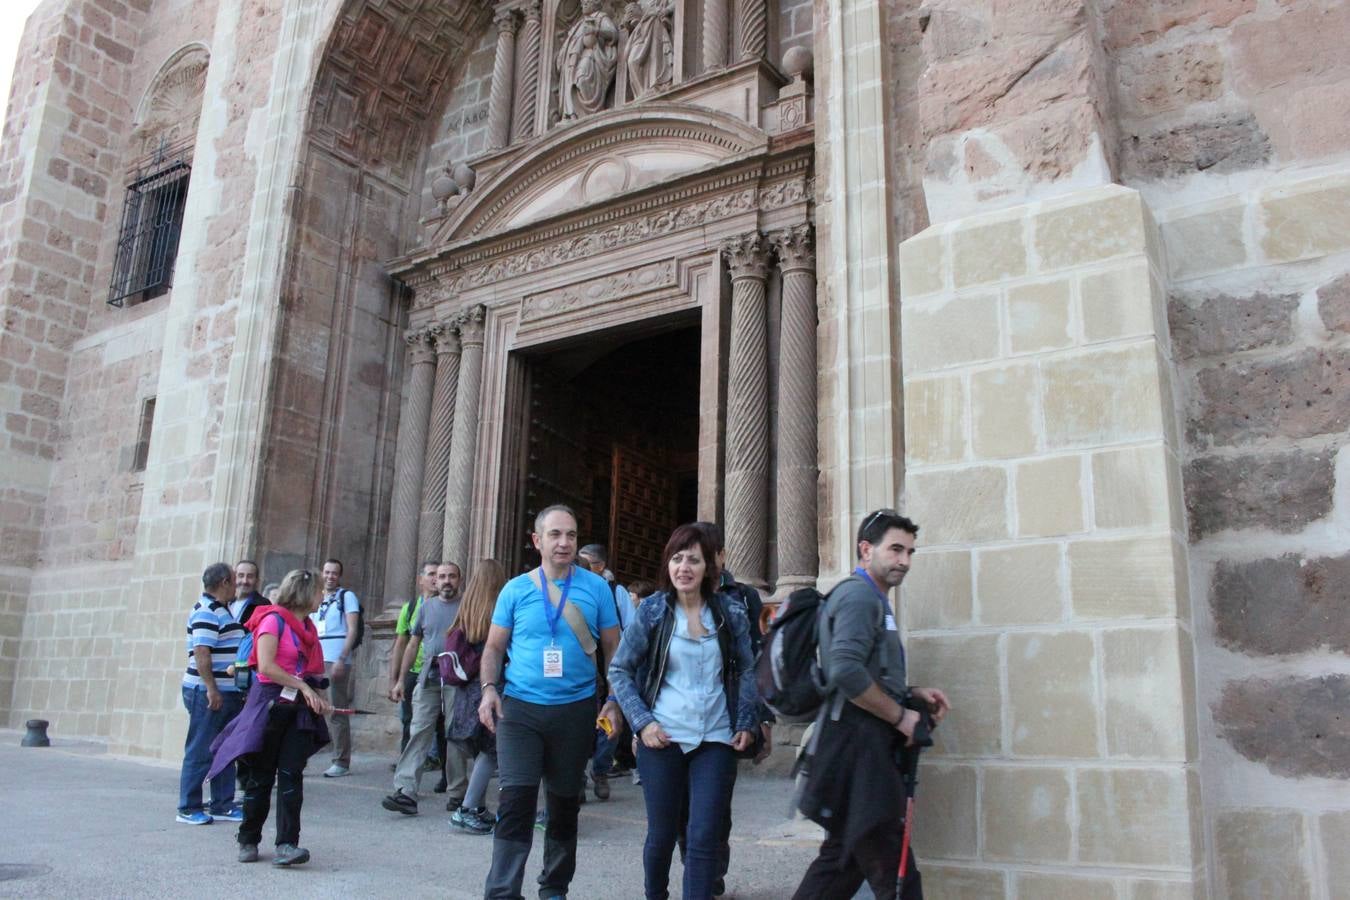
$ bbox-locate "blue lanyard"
[537,565,574,641]
[853,567,890,604]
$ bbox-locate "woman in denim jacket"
[608,523,759,900]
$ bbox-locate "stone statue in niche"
[558,0,619,118]
[622,0,674,100]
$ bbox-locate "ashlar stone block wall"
[897,185,1205,898]
[1155,169,1350,900]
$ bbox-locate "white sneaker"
[323,764,350,778]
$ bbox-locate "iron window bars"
[107,138,193,307]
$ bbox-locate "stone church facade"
[1,0,1347,896]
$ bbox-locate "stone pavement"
[0,730,857,899]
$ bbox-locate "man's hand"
[599,699,622,736]
[389,680,404,703]
[753,722,773,764]
[897,708,921,746]
[331,660,347,681]
[205,686,223,711]
[910,687,951,723]
[479,686,503,733]
[640,721,670,749]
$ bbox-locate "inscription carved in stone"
[522,259,677,320]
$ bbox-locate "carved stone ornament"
[463,188,758,287]
[771,224,815,271]
[428,320,461,355]
[134,48,209,158]
[456,304,488,343]
[558,0,620,119]
[622,0,675,100]
[759,176,811,210]
[405,327,438,365]
[722,232,770,281]
[522,259,677,320]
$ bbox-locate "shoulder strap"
[541,569,598,658]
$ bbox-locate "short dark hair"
[444,561,462,575]
[202,562,233,591]
[657,524,720,598]
[628,579,656,600]
[856,509,919,559]
[235,559,259,573]
[323,558,343,574]
[534,503,577,534]
[692,521,724,554]
[420,559,440,572]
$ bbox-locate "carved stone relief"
[521,259,677,320]
[133,47,209,159]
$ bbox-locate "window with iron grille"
[107,139,193,307]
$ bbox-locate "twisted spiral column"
[512,0,542,142]
[736,0,767,62]
[486,7,519,151]
[722,232,771,589]
[443,305,488,568]
[703,0,728,71]
[383,328,437,612]
[418,321,460,562]
[771,225,818,592]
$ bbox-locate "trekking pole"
[897,704,935,895]
[332,708,377,715]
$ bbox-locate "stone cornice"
[391,147,812,297]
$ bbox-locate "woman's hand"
[731,730,754,753]
[640,721,671,749]
[302,684,333,717]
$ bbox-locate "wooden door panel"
[608,444,677,583]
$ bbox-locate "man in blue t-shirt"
[479,504,622,900]
[177,562,246,825]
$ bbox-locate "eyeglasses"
[860,508,900,532]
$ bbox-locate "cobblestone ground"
[0,731,850,899]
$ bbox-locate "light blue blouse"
[650,604,733,753]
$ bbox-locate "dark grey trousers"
[484,695,595,900]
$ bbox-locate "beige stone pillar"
[418,321,460,563]
[897,186,1205,896]
[736,0,767,62]
[486,6,518,151]
[443,305,487,568]
[703,0,728,71]
[512,0,542,143]
[771,225,818,593]
[721,233,771,590]
[384,328,437,610]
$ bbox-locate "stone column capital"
[455,305,488,346]
[721,232,770,282]
[521,0,541,21]
[405,327,437,366]
[771,224,815,273]
[429,320,462,356]
[494,5,519,34]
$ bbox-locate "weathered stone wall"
[1099,3,1350,896]
[0,0,156,727]
[1154,170,1350,899]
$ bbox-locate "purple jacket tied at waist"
[208,681,331,780]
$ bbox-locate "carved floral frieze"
[521,259,677,321]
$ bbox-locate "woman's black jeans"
[236,702,310,847]
[637,740,737,900]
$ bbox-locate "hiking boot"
[237,843,259,863]
[175,810,212,825]
[272,844,310,867]
[592,773,610,801]
[449,806,494,835]
[433,776,448,794]
[419,755,442,774]
[382,789,419,815]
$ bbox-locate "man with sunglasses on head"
[793,509,952,900]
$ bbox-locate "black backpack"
[755,586,832,723]
[341,589,366,650]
